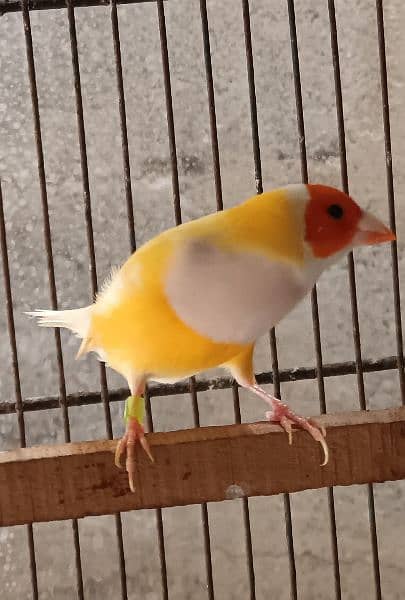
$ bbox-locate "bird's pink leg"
[115,394,153,493]
[245,383,328,465]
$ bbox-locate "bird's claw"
[139,434,155,463]
[265,400,329,466]
[308,417,327,439]
[280,417,294,445]
[114,417,154,493]
[114,437,126,469]
[266,410,294,445]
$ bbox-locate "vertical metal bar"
[20,3,84,596]
[0,181,39,599]
[285,0,307,182]
[65,2,128,596]
[199,1,258,595]
[326,0,366,406]
[269,330,298,599]
[156,0,180,226]
[375,0,405,403]
[190,378,215,600]
[108,4,139,597]
[155,3,215,596]
[310,293,342,599]
[232,385,257,600]
[145,392,169,600]
[111,0,136,254]
[326,2,382,598]
[152,3,180,596]
[199,0,223,212]
[65,0,98,296]
[241,0,262,195]
[286,0,342,596]
[242,0,296,597]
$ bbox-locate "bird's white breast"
[164,239,311,344]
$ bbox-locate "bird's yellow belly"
[91,291,246,380]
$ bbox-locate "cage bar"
[111,0,136,255]
[241,1,299,596]
[144,391,169,600]
[0,355,400,415]
[326,2,383,596]
[0,182,39,598]
[155,1,218,595]
[375,0,405,403]
[20,1,85,595]
[64,0,129,595]
[286,0,342,596]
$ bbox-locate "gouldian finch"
[29,184,395,492]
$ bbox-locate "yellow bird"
[29,184,395,492]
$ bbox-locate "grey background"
[1,0,404,598]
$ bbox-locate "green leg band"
[124,395,145,424]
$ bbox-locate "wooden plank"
[1,406,405,526]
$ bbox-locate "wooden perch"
[1,406,405,527]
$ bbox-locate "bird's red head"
[304,184,395,258]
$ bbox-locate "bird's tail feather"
[26,306,93,358]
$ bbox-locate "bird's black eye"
[327,204,344,220]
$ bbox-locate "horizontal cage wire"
[0,0,404,600]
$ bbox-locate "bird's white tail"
[26,306,93,357]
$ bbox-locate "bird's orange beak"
[353,210,396,246]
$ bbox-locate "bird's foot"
[249,384,328,466]
[115,395,154,493]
